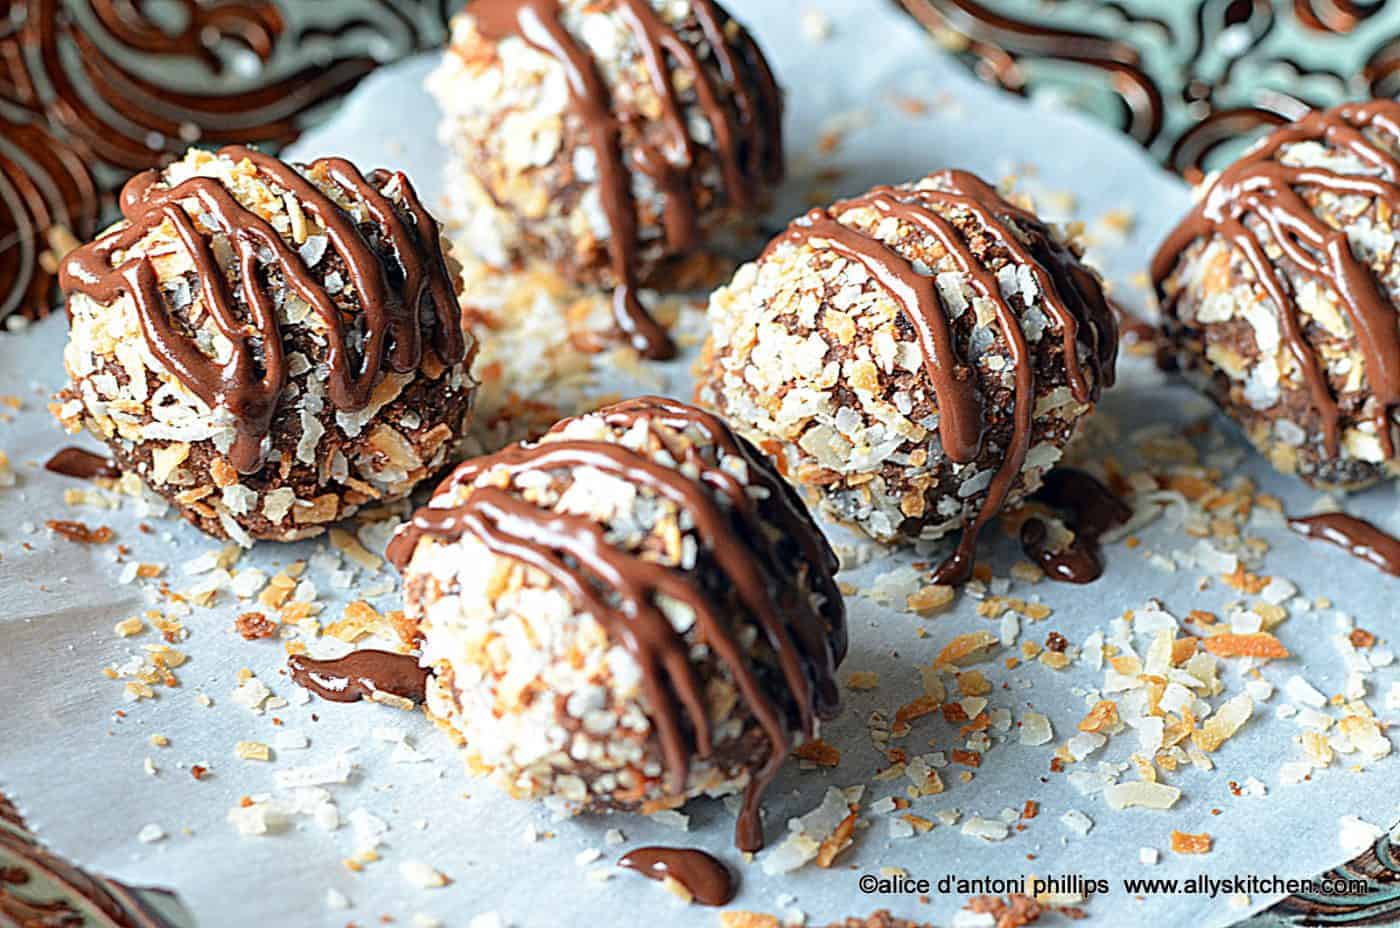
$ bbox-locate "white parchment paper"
[2,1,1399,926]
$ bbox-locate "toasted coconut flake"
[847,671,880,691]
[908,583,956,615]
[935,631,1000,668]
[235,741,271,762]
[1202,633,1289,659]
[1194,693,1253,752]
[815,810,858,868]
[719,914,780,928]
[794,739,841,767]
[1170,830,1212,854]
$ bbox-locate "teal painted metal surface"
[897,0,1400,178]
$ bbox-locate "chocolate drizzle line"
[45,446,121,481]
[0,797,179,928]
[1020,468,1131,584]
[57,146,466,475]
[618,846,735,906]
[1288,512,1400,577]
[471,0,783,360]
[1152,101,1400,461]
[388,397,844,851]
[762,170,1117,585]
[287,650,430,705]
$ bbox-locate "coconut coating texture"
[55,148,477,545]
[398,402,842,816]
[698,173,1112,545]
[1154,106,1400,490]
[427,0,782,289]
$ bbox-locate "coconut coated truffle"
[56,147,475,544]
[698,169,1117,583]
[388,397,844,851]
[1153,101,1400,489]
[428,0,784,359]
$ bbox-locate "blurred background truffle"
[428,0,784,359]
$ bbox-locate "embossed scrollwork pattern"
[896,0,1400,181]
[0,0,457,324]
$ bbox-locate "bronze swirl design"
[1241,827,1400,926]
[1294,0,1386,34]
[896,0,1400,182]
[897,0,1165,147]
[0,791,187,927]
[0,0,455,326]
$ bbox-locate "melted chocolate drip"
[1288,512,1400,577]
[1020,467,1131,584]
[45,446,121,480]
[763,170,1117,585]
[58,147,466,475]
[618,846,735,906]
[472,0,783,360]
[287,650,430,704]
[388,397,844,851]
[1152,101,1400,461]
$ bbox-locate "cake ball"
[56,147,475,544]
[428,0,784,359]
[698,170,1117,584]
[1153,101,1400,489]
[388,397,844,851]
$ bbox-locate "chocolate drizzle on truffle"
[45,447,121,481]
[1288,512,1400,577]
[58,147,466,475]
[288,650,430,705]
[388,397,843,851]
[471,0,783,360]
[1152,101,1400,460]
[763,170,1117,584]
[618,846,735,906]
[1019,468,1131,583]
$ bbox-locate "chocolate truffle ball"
[698,170,1117,583]
[56,147,476,544]
[1153,101,1400,489]
[428,0,784,359]
[388,397,844,851]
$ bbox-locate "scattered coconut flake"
[1060,810,1093,836]
[960,816,1010,841]
[1103,782,1181,811]
[400,860,448,889]
[1019,710,1053,746]
[1285,675,1327,708]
